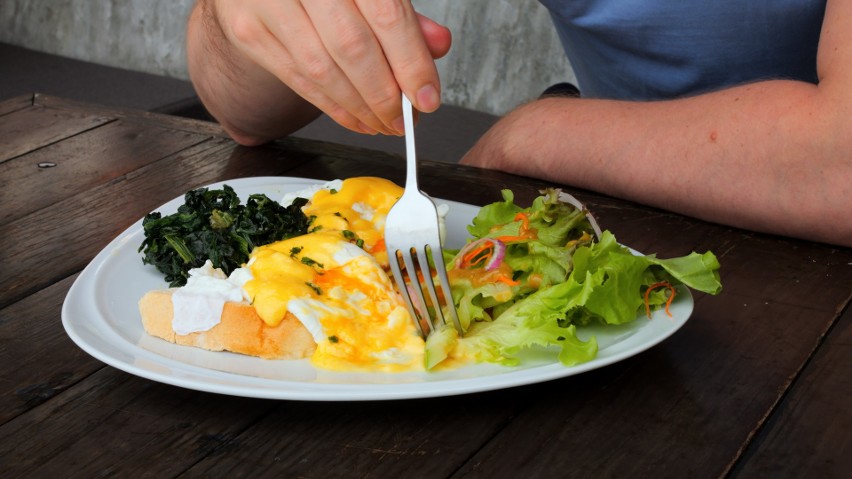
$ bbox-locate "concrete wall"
[0,0,575,115]
[412,0,575,114]
[0,0,193,80]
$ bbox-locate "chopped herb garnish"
[289,246,303,257]
[306,282,322,295]
[342,230,365,248]
[328,335,339,343]
[301,256,324,269]
[329,189,338,194]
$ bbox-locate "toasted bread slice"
[139,290,316,359]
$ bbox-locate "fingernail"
[416,84,440,112]
[391,115,405,135]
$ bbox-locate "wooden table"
[2,94,850,478]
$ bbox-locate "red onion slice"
[455,238,507,271]
[556,191,602,239]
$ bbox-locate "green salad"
[427,189,722,369]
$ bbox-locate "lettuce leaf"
[447,189,722,368]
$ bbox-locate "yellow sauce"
[244,178,425,372]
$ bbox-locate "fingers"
[302,0,402,133]
[214,0,447,136]
[355,0,443,114]
[306,0,443,132]
[226,0,385,134]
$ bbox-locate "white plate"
[62,177,693,401]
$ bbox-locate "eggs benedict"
[140,177,426,372]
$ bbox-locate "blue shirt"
[538,0,826,100]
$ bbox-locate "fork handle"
[401,94,419,192]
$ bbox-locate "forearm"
[186,2,320,145]
[464,80,851,246]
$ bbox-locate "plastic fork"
[385,94,462,339]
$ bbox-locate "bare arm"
[186,0,451,145]
[186,2,319,145]
[462,0,852,247]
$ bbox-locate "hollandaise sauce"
[300,177,402,267]
[244,178,426,372]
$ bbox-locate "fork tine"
[416,246,444,331]
[430,246,462,333]
[389,245,460,338]
[401,249,431,330]
[387,251,427,338]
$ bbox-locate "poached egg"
[244,177,425,371]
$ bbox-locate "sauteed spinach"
[139,185,309,286]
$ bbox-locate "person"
[186,0,851,248]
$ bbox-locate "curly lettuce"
[437,189,722,368]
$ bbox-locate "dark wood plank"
[0,275,104,424]
[0,103,113,163]
[183,392,523,477]
[0,94,33,116]
[0,359,527,478]
[733,300,852,478]
[0,366,278,477]
[0,118,211,225]
[34,93,226,138]
[0,139,236,308]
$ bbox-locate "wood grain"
[731,300,852,477]
[0,119,210,225]
[0,94,33,117]
[0,275,103,423]
[0,97,849,478]
[0,104,113,163]
[0,367,278,478]
[34,94,227,138]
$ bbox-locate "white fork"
[384,94,462,338]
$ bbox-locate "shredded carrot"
[644,281,676,319]
[461,241,494,268]
[496,275,520,286]
[495,212,537,243]
[515,212,531,238]
[369,238,386,254]
[494,235,527,243]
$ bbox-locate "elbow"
[214,106,323,146]
[227,128,275,147]
[217,120,277,147]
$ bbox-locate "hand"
[207,0,451,136]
